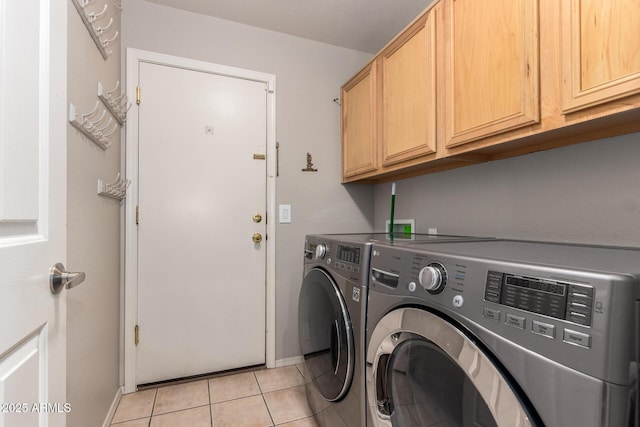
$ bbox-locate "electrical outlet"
[385,219,416,238]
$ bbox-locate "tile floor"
[110,365,318,427]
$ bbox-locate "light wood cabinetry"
[381,11,437,166]
[342,5,441,181]
[443,0,540,148]
[342,61,377,179]
[561,0,640,113]
[341,0,640,183]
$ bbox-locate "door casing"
[123,48,277,393]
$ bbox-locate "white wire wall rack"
[69,101,118,150]
[98,81,130,125]
[97,173,130,201]
[71,0,120,59]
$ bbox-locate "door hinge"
[134,325,139,345]
[136,86,141,105]
[136,206,139,225]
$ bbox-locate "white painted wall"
[374,133,640,247]
[67,3,122,426]
[121,0,375,360]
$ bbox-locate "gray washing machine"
[366,240,639,426]
[298,233,493,427]
[298,234,373,427]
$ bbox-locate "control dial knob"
[418,262,447,294]
[315,243,327,260]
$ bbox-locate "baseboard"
[275,355,304,368]
[102,386,123,427]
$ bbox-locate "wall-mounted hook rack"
[71,0,120,59]
[97,173,130,201]
[69,102,118,150]
[98,81,130,125]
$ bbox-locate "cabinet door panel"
[562,0,640,113]
[445,0,540,148]
[342,63,377,178]
[381,11,437,167]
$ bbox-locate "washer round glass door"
[299,268,354,401]
[366,308,536,427]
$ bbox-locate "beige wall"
[374,132,640,247]
[67,1,122,426]
[121,0,375,361]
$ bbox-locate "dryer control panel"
[484,271,595,327]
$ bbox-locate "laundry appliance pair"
[297,233,489,427]
[299,233,639,427]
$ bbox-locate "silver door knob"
[50,263,86,295]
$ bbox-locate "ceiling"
[144,0,434,54]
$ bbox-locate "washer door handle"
[330,319,341,375]
[375,353,393,416]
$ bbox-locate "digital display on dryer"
[485,271,595,327]
[505,275,566,295]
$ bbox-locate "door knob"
[252,233,263,244]
[253,213,262,223]
[50,263,86,295]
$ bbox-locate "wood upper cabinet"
[342,61,377,179]
[340,0,639,182]
[381,7,437,167]
[561,0,640,113]
[443,0,540,148]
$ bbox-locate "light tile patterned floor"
[110,365,318,427]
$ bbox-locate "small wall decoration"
[302,153,318,172]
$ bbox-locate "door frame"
[123,48,277,393]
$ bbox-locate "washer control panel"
[306,236,372,286]
[337,244,361,265]
[484,271,594,327]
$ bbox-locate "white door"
[0,1,68,426]
[136,62,268,384]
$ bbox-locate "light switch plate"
[279,204,292,223]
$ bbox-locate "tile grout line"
[206,377,213,427]
[254,370,277,427]
[149,403,212,415]
[148,388,158,427]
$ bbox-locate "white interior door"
[136,61,268,384]
[0,1,68,426]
